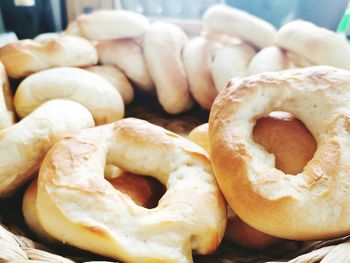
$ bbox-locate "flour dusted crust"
[36,118,226,262]
[0,36,97,78]
[210,66,350,240]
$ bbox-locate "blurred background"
[0,0,348,41]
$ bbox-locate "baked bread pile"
[2,4,349,113]
[0,3,349,263]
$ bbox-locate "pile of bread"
[1,4,350,263]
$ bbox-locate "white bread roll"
[14,67,124,125]
[277,20,350,70]
[76,10,150,40]
[85,65,134,105]
[0,35,98,78]
[183,36,220,110]
[203,4,277,49]
[96,39,154,91]
[144,22,193,114]
[211,43,256,92]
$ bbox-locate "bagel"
[203,4,277,49]
[209,66,350,240]
[85,65,134,105]
[23,173,165,242]
[144,22,193,114]
[96,39,154,91]
[75,10,150,40]
[0,62,15,129]
[0,36,98,78]
[211,43,256,92]
[189,110,316,248]
[0,99,94,197]
[183,36,219,110]
[35,118,226,262]
[14,67,124,125]
[276,20,350,70]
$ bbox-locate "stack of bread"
[0,3,350,263]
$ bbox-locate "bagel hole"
[252,111,317,175]
[108,171,165,209]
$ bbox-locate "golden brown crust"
[253,111,316,175]
[0,100,94,197]
[209,66,350,240]
[23,173,165,241]
[0,36,97,78]
[36,118,226,262]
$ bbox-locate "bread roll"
[248,46,290,75]
[144,22,193,114]
[0,36,98,78]
[277,20,350,70]
[15,67,124,125]
[96,39,154,91]
[76,10,150,40]
[183,36,219,110]
[203,4,277,49]
[85,65,134,105]
[211,43,256,92]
